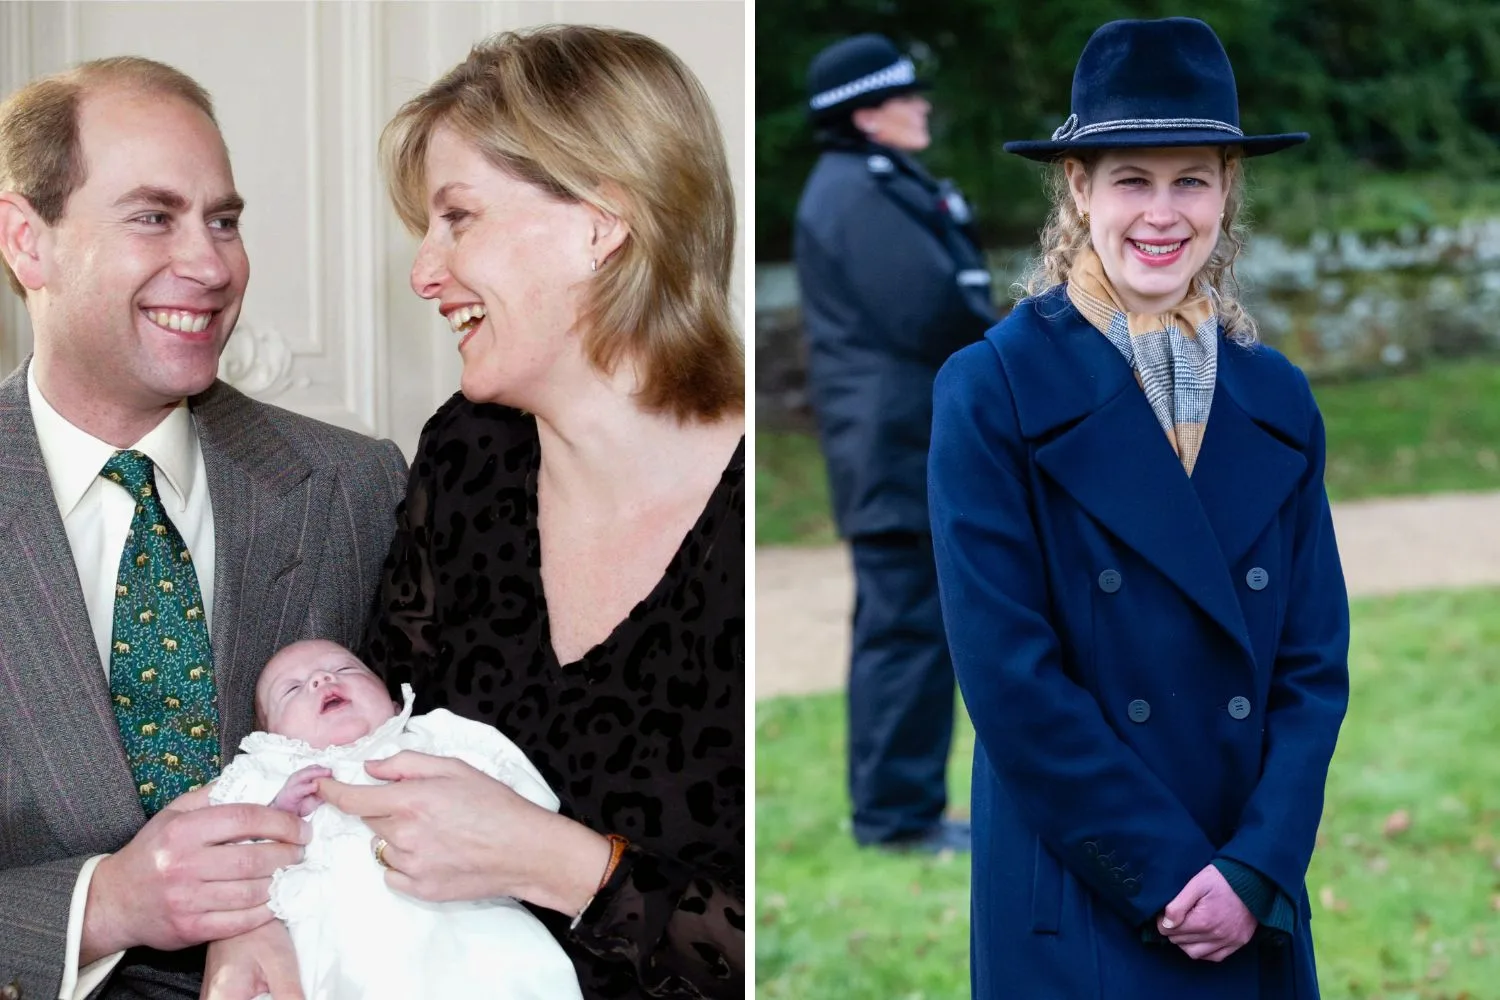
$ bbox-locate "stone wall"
[757,221,1500,428]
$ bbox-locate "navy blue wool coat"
[929,286,1350,1000]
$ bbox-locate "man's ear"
[0,193,48,293]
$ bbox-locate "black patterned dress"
[363,394,744,999]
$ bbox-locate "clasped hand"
[1155,864,1258,962]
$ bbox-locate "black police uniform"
[795,100,997,843]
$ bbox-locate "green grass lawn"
[757,359,1500,546]
[756,588,1500,999]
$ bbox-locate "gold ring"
[373,837,393,871]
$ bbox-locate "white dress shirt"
[28,366,217,999]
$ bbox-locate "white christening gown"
[210,685,583,1000]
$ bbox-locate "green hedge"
[757,0,1500,257]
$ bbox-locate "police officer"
[794,33,997,851]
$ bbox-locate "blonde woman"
[205,25,743,1000]
[928,17,1348,1000]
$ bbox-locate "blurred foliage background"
[757,0,1500,256]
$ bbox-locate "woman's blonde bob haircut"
[383,25,743,421]
[1019,147,1258,344]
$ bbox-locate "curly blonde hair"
[1018,148,1257,344]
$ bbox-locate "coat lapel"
[1006,297,1253,658]
[0,362,144,851]
[1189,352,1308,568]
[191,381,322,753]
[1033,388,1253,657]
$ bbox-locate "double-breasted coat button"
[1098,569,1122,593]
[2,979,20,1000]
[1246,567,1269,591]
[1127,699,1151,723]
[1228,696,1252,720]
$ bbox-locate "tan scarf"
[1066,247,1219,475]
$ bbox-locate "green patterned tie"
[102,450,220,815]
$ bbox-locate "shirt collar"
[27,364,201,519]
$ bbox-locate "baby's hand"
[270,765,333,817]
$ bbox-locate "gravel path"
[755,490,1500,699]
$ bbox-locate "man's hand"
[201,920,304,1000]
[1157,864,1258,962]
[81,800,310,963]
[270,766,333,818]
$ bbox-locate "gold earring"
[1081,211,1090,227]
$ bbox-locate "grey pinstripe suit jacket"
[0,362,408,999]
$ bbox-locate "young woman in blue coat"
[928,17,1350,1000]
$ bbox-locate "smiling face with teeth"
[408,127,628,411]
[13,87,248,442]
[257,639,399,749]
[1066,146,1229,314]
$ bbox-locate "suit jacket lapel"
[191,381,320,754]
[0,363,144,851]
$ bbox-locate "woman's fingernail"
[1162,918,1176,929]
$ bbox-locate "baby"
[210,639,582,1000]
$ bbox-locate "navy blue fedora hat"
[1003,17,1307,161]
[806,34,930,121]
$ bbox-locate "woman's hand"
[318,751,611,915]
[200,920,304,1000]
[1156,864,1257,961]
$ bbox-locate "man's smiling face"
[32,86,248,413]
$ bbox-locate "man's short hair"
[0,56,218,297]
[382,25,744,421]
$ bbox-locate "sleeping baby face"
[256,640,399,749]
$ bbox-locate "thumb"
[165,782,217,814]
[1161,869,1212,929]
[363,749,454,782]
[199,958,255,1000]
[198,970,246,1000]
[264,947,306,1000]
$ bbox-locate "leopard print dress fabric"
[363,395,744,999]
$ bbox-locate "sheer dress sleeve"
[569,840,745,997]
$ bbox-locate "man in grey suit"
[0,57,406,999]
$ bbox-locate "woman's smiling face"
[406,126,610,409]
[1066,146,1229,313]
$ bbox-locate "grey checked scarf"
[1066,246,1218,475]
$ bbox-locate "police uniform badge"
[938,181,972,224]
